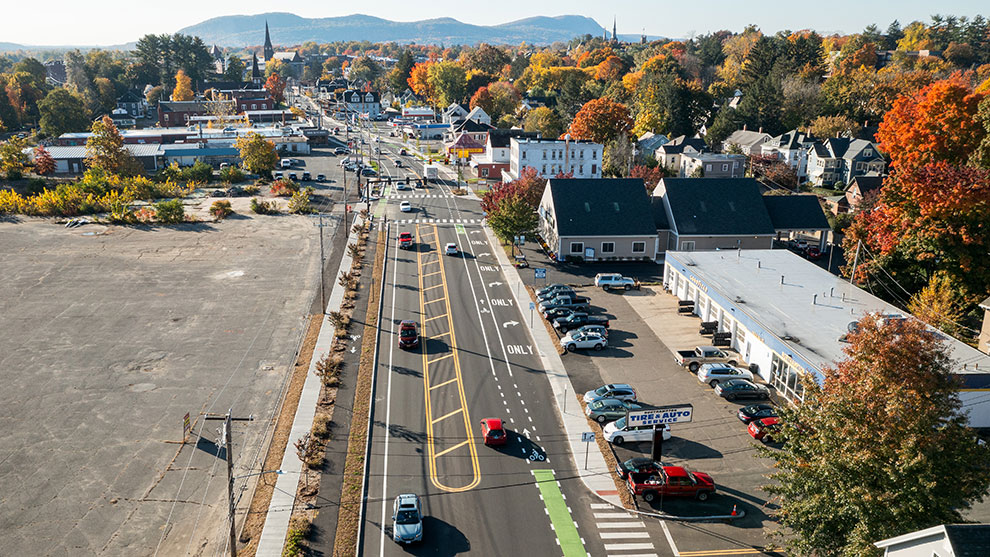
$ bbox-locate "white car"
[396,182,411,191]
[444,243,458,256]
[603,417,671,445]
[399,201,412,212]
[696,363,754,387]
[561,330,607,352]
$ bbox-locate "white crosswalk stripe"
[393,218,481,224]
[388,194,452,199]
[591,503,656,555]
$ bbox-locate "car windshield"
[400,328,416,338]
[489,429,504,437]
[594,386,609,396]
[614,417,626,429]
[590,400,604,409]
[395,510,419,524]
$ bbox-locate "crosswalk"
[590,503,659,557]
[388,194,453,199]
[392,218,482,224]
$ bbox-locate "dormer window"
[864,149,873,157]
[351,94,359,102]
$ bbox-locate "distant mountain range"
[178,13,611,47]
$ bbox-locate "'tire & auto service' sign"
[627,404,694,427]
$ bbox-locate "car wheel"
[709,380,719,388]
[594,344,604,351]
[613,436,624,445]
[696,491,710,502]
[728,360,737,366]
[566,344,577,352]
[761,436,773,444]
[725,394,736,402]
[625,284,632,291]
[596,415,607,424]
[643,491,656,502]
[689,362,700,372]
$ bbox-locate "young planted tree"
[763,313,990,557]
[0,137,29,178]
[234,133,278,176]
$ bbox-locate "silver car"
[561,330,606,352]
[583,383,637,404]
[392,493,423,544]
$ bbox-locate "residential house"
[470,129,540,181]
[722,129,772,155]
[505,137,603,182]
[444,119,493,149]
[655,135,707,174]
[116,90,149,119]
[761,129,817,180]
[843,175,884,213]
[520,95,555,111]
[44,60,66,85]
[873,524,990,557]
[980,297,990,354]
[761,194,831,248]
[653,178,777,253]
[158,100,212,127]
[538,178,658,262]
[806,137,885,187]
[337,89,382,119]
[465,106,491,126]
[441,103,469,124]
[679,153,745,178]
[110,108,136,128]
[636,132,670,161]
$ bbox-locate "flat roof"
[666,249,990,378]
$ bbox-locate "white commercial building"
[504,137,603,182]
[663,249,990,427]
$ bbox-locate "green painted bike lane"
[533,469,586,556]
[372,184,391,218]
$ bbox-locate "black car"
[542,307,577,321]
[553,312,610,333]
[615,457,662,480]
[737,403,778,424]
[537,283,571,297]
[714,379,771,401]
[226,186,245,197]
[537,288,576,302]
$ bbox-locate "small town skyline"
[2,1,988,47]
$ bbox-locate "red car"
[748,417,782,443]
[626,465,716,502]
[398,320,419,349]
[398,232,414,249]
[480,418,507,446]
[805,246,822,260]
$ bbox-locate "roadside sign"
[182,412,191,441]
[529,302,536,310]
[581,432,595,442]
[534,268,546,279]
[626,404,694,427]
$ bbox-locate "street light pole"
[564,133,571,175]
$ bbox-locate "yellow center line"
[429,376,457,390]
[428,331,451,339]
[427,353,453,365]
[431,407,463,424]
[433,439,469,458]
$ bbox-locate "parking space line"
[433,439,470,458]
[431,407,463,424]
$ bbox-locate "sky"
[3,0,988,46]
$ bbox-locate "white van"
[603,417,671,445]
[280,158,292,169]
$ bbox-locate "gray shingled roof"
[549,178,655,237]
[945,525,990,557]
[488,129,540,148]
[761,195,831,231]
[650,197,669,230]
[659,178,775,236]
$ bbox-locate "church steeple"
[263,21,274,61]
[612,17,617,43]
[251,54,262,85]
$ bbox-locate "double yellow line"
[416,223,480,492]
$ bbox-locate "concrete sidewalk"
[484,227,624,505]
[254,216,367,557]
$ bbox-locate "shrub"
[282,517,311,557]
[154,198,185,224]
[250,197,278,214]
[210,200,233,220]
[219,166,245,184]
[25,178,47,195]
[312,414,332,439]
[288,188,313,214]
[243,184,260,195]
[6,169,23,181]
[185,161,213,183]
[270,178,299,197]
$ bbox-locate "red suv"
[627,466,715,502]
[480,418,507,446]
[748,417,781,443]
[398,232,414,249]
[398,320,419,349]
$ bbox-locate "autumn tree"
[461,44,511,76]
[264,58,285,80]
[234,132,278,176]
[523,107,563,139]
[630,164,665,193]
[0,136,29,177]
[763,314,990,557]
[487,81,521,121]
[808,114,859,139]
[38,88,91,137]
[426,61,467,108]
[469,86,494,117]
[876,76,986,172]
[265,72,286,104]
[406,62,434,102]
[486,194,539,244]
[33,144,55,176]
[85,116,136,175]
[349,56,383,84]
[907,271,966,337]
[481,166,545,214]
[172,70,193,101]
[566,98,633,145]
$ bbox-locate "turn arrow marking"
[488,281,503,287]
[502,320,519,328]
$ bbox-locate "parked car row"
[537,284,611,352]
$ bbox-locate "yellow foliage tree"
[173,70,194,101]
[907,272,965,338]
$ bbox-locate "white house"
[679,153,746,178]
[339,89,382,119]
[722,129,772,155]
[505,137,603,182]
[761,130,818,180]
[441,103,469,124]
[874,524,990,557]
[465,106,491,126]
[806,137,885,187]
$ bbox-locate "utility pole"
[205,411,254,557]
[850,240,862,285]
[316,214,328,313]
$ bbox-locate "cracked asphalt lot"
[0,216,319,556]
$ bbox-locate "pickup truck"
[539,295,590,314]
[595,273,639,291]
[553,312,609,332]
[537,288,575,302]
[675,345,740,372]
[626,467,716,502]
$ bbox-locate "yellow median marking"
[422,271,442,279]
[429,376,457,390]
[425,313,448,323]
[433,439,469,458]
[427,353,453,365]
[424,297,445,305]
[679,549,768,556]
[431,407,463,424]
[423,283,444,292]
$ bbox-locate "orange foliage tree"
[265,73,286,104]
[565,98,633,144]
[407,62,434,101]
[33,145,55,176]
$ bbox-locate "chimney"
[758,127,763,134]
[742,124,747,131]
[813,294,817,305]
